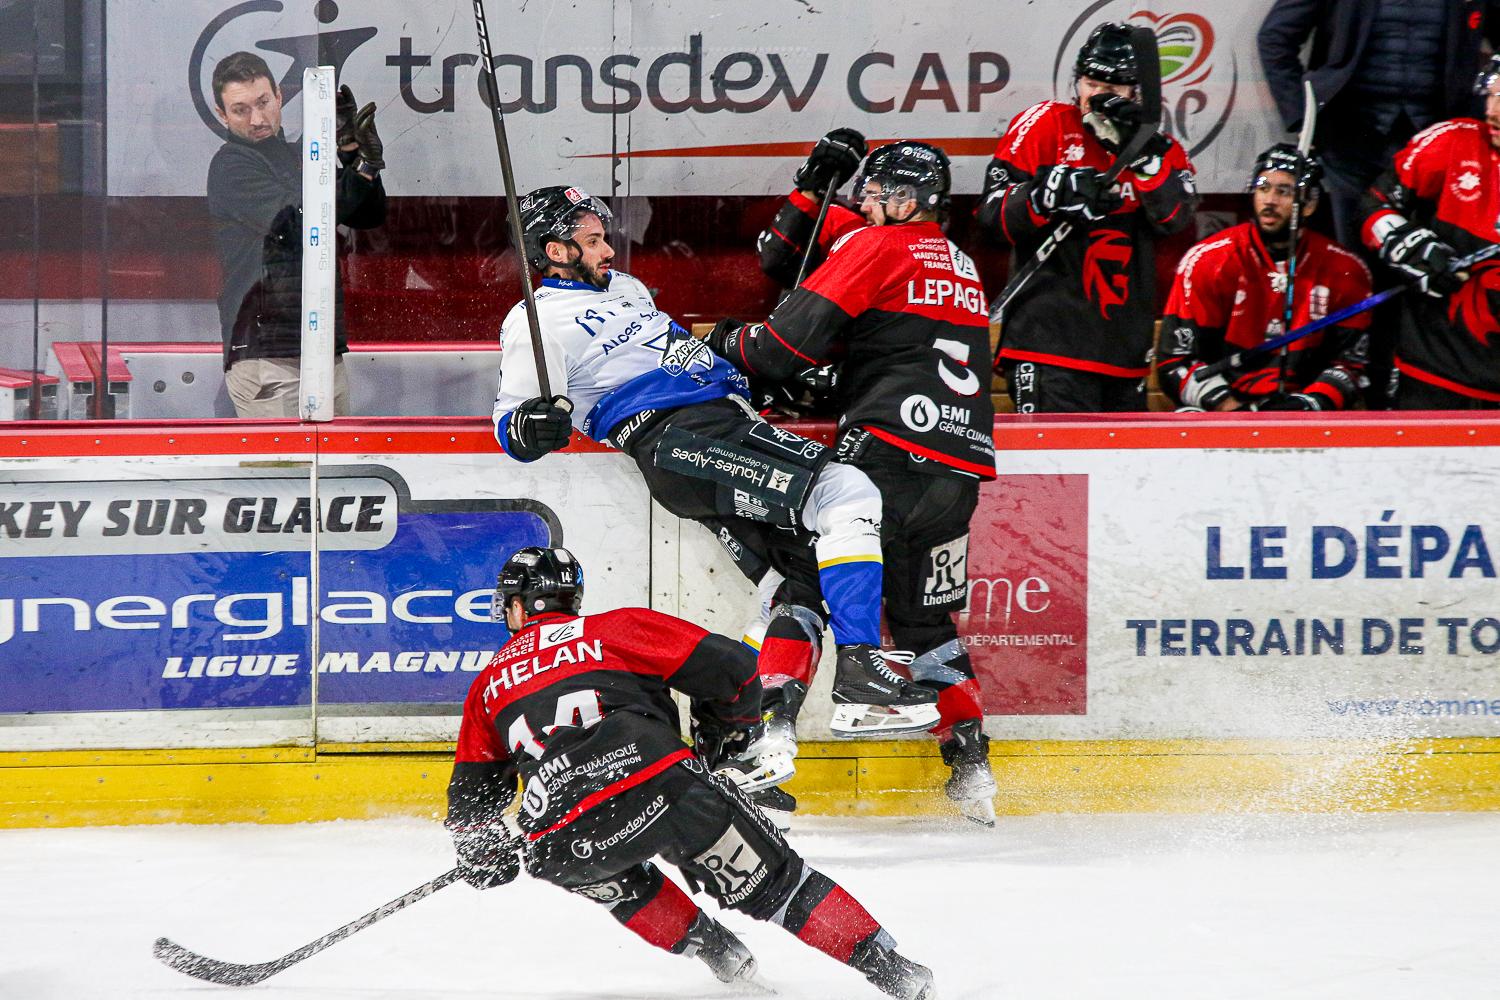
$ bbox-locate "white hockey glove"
[1180,365,1232,410]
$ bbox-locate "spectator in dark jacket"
[1258,0,1500,246]
[207,51,386,418]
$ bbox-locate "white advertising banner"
[109,0,1281,197]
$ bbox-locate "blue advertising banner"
[0,465,560,714]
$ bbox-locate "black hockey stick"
[793,182,838,289]
[152,867,463,986]
[1197,243,1500,380]
[989,25,1162,352]
[471,0,555,398]
[1276,79,1317,392]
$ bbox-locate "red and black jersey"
[1159,222,1372,408]
[978,100,1198,378]
[736,199,995,480]
[1363,118,1500,400]
[446,608,760,838]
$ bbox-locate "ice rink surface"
[4,812,1499,1000]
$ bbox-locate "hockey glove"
[793,128,868,195]
[1082,92,1143,153]
[1379,223,1464,297]
[451,824,523,890]
[505,395,574,461]
[336,84,360,150]
[1028,165,1123,220]
[692,716,753,772]
[352,99,384,174]
[706,318,751,366]
[1180,364,1233,410]
[1253,392,1325,412]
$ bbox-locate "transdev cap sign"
[109,0,1279,198]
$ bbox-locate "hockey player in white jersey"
[491,186,939,750]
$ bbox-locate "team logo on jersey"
[1448,260,1500,347]
[522,773,550,819]
[1309,285,1330,321]
[1453,160,1484,203]
[1054,7,1238,160]
[540,619,585,648]
[1081,229,1133,319]
[899,394,940,432]
[659,335,713,377]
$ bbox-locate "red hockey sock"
[777,869,882,964]
[929,678,984,742]
[621,873,701,953]
[758,610,821,687]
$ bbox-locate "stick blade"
[153,936,279,987]
[1128,24,1163,131]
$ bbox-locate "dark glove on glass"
[1379,223,1464,297]
[793,128,868,194]
[506,395,573,461]
[336,84,359,149]
[352,99,384,173]
[1029,165,1123,220]
[451,825,522,890]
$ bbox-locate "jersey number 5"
[508,689,604,759]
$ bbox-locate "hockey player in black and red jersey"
[1360,54,1500,409]
[492,187,939,745]
[977,21,1199,412]
[713,139,999,826]
[445,546,935,999]
[1158,143,1372,411]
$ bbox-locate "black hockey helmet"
[1075,22,1139,86]
[493,545,585,620]
[1475,53,1500,96]
[1248,142,1323,198]
[855,141,952,217]
[519,186,613,272]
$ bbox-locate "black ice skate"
[830,644,940,738]
[681,912,757,984]
[749,785,797,830]
[940,719,997,827]
[851,932,936,1000]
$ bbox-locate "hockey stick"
[989,24,1162,346]
[1276,79,1317,392]
[1196,243,1500,380]
[793,182,838,289]
[471,0,555,398]
[152,867,464,986]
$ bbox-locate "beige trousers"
[226,357,350,418]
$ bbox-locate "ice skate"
[940,719,997,827]
[830,645,940,738]
[851,934,936,1000]
[682,912,757,984]
[749,785,796,830]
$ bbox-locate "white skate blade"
[829,702,940,738]
[957,795,997,827]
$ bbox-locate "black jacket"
[206,131,386,369]
[1258,0,1500,132]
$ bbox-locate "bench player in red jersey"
[1158,143,1372,412]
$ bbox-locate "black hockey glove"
[1379,223,1464,297]
[506,395,574,461]
[352,99,384,174]
[336,84,360,150]
[1253,392,1325,412]
[450,824,523,890]
[692,716,753,772]
[793,128,868,194]
[706,318,751,365]
[1028,165,1123,220]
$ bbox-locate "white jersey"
[491,272,748,449]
